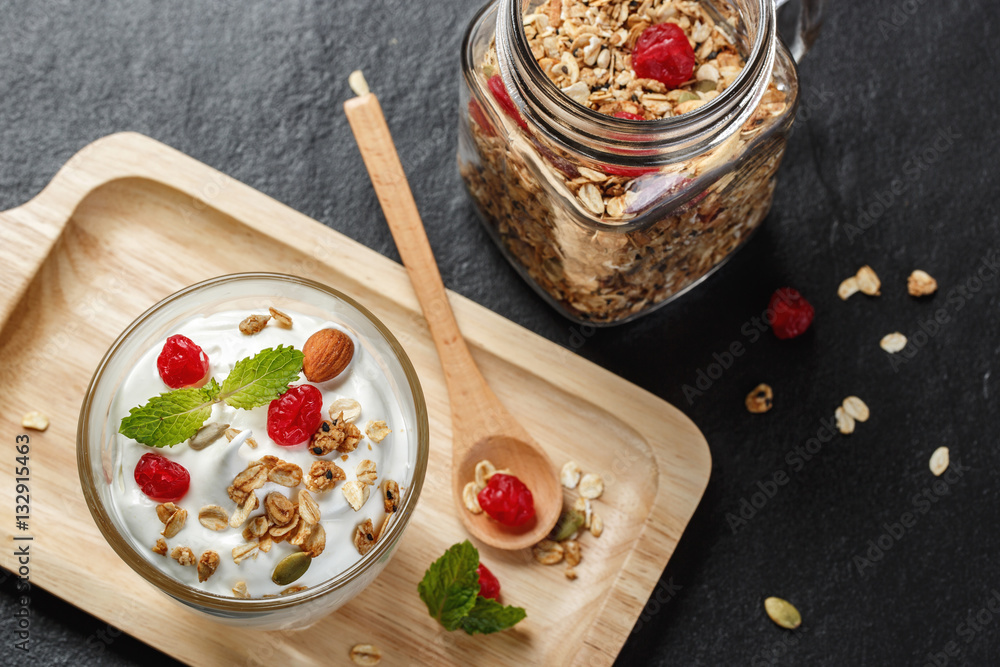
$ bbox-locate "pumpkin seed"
[550,506,585,541]
[678,91,701,102]
[694,80,717,93]
[272,552,311,586]
[764,597,802,629]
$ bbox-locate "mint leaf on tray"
[119,345,303,448]
[418,540,526,635]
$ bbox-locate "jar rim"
[491,0,779,163]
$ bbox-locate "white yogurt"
[108,310,409,597]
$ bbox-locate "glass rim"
[76,272,430,613]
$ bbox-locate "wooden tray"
[0,133,710,666]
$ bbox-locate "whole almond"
[302,329,354,382]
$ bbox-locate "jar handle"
[774,0,824,62]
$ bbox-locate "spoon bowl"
[454,435,562,550]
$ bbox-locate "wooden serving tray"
[0,133,710,666]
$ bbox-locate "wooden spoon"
[344,79,561,550]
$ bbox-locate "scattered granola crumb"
[301,523,326,558]
[155,502,181,524]
[745,383,774,414]
[880,332,908,353]
[364,420,391,443]
[842,396,870,423]
[578,473,604,500]
[170,546,196,566]
[855,265,881,296]
[929,447,950,476]
[356,459,378,486]
[563,539,582,567]
[305,460,346,492]
[152,538,168,556]
[560,461,582,489]
[835,406,855,435]
[239,313,270,335]
[908,270,938,297]
[565,567,578,580]
[269,306,293,328]
[354,518,377,556]
[311,416,363,455]
[161,507,187,538]
[197,550,220,583]
[232,581,250,599]
[349,643,382,666]
[837,276,860,301]
[21,411,49,431]
[382,480,400,513]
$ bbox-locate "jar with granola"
[458,0,822,324]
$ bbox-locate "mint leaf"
[219,345,304,409]
[119,386,216,448]
[458,596,527,635]
[418,540,480,631]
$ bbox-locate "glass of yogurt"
[77,273,429,629]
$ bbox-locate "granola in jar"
[458,0,802,324]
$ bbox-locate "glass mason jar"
[458,0,822,325]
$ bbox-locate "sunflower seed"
[188,422,230,451]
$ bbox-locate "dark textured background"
[2,0,999,665]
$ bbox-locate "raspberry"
[134,452,190,502]
[468,99,496,137]
[613,111,646,121]
[600,162,659,178]
[477,563,501,600]
[632,23,696,89]
[487,75,528,131]
[477,473,535,527]
[267,385,324,446]
[156,335,210,389]
[768,287,815,339]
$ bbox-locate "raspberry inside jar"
[476,473,535,527]
[133,452,190,502]
[267,384,324,446]
[156,334,210,389]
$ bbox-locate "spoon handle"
[344,93,505,437]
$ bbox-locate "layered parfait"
[109,306,408,598]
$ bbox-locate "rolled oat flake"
[764,596,802,629]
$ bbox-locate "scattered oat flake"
[348,70,371,98]
[563,539,582,567]
[532,539,564,565]
[835,406,855,435]
[474,459,496,490]
[342,480,370,511]
[329,398,362,423]
[161,508,187,538]
[350,643,382,666]
[269,306,293,328]
[232,581,250,599]
[364,420,391,443]
[565,567,578,580]
[908,270,938,297]
[855,265,881,296]
[837,276,860,301]
[579,473,604,499]
[842,396,870,422]
[356,459,378,486]
[239,313,270,335]
[745,383,773,414]
[560,461,582,489]
[880,332,908,354]
[21,411,49,431]
[764,596,802,629]
[463,481,483,514]
[198,505,229,531]
[589,512,604,538]
[354,518,377,556]
[929,447,949,476]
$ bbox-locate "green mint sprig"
[418,541,526,635]
[119,345,303,448]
